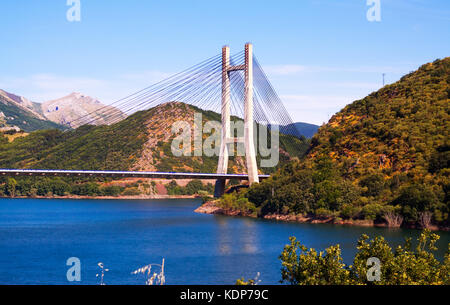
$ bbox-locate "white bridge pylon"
[215,43,259,197]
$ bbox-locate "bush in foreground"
[279,229,449,285]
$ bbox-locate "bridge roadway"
[0,169,270,180]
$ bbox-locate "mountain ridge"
[0,90,65,132]
[288,122,319,138]
[0,90,126,130]
[41,92,126,128]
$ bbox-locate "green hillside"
[0,102,308,173]
[0,101,309,198]
[227,57,450,229]
[0,94,65,132]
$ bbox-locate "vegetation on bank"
[0,177,124,198]
[165,179,214,196]
[0,176,216,198]
[218,58,450,230]
[279,230,449,285]
[237,230,449,285]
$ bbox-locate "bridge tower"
[214,43,259,197]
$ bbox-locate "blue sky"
[0,0,449,124]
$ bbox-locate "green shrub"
[340,204,361,219]
[100,185,124,196]
[166,179,214,196]
[359,173,385,197]
[361,203,385,220]
[395,184,440,222]
[122,188,141,196]
[279,230,449,285]
[314,208,335,218]
[71,182,100,196]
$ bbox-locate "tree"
[395,184,440,223]
[101,185,124,196]
[280,237,352,285]
[279,230,449,285]
[359,173,385,197]
[429,144,450,174]
[5,178,17,197]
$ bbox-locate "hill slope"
[0,102,309,174]
[309,58,449,176]
[0,89,44,117]
[0,90,65,132]
[237,57,449,229]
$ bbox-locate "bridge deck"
[0,169,270,180]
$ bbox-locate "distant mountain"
[0,90,127,131]
[42,92,126,128]
[287,122,319,138]
[0,90,65,132]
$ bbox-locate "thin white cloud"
[263,65,307,75]
[281,94,358,109]
[0,70,172,104]
[263,64,409,75]
[120,71,172,82]
[322,81,380,90]
[280,94,365,125]
[383,0,450,21]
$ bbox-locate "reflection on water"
[215,216,258,255]
[241,218,258,254]
[216,216,231,255]
[0,198,448,285]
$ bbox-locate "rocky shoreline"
[195,201,447,231]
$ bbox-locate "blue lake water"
[0,198,448,285]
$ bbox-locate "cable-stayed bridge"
[1,44,302,197]
[0,169,270,181]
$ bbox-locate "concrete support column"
[215,43,259,197]
[244,43,259,185]
[215,46,231,197]
[217,46,230,175]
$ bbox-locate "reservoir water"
[0,198,448,285]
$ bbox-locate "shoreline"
[195,201,449,232]
[0,194,204,200]
[3,196,448,232]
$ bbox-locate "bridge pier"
[214,179,226,198]
[243,43,259,185]
[216,46,231,182]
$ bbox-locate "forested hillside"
[0,102,309,197]
[0,102,307,172]
[224,57,449,229]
